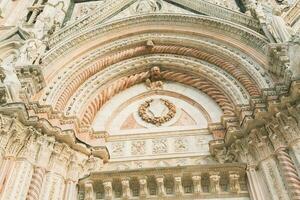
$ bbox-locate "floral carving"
[138,99,176,126]
[152,139,168,154]
[111,142,124,156]
[131,141,146,155]
[174,138,188,152]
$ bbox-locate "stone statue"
[1,54,22,101]
[267,8,293,43]
[16,39,46,66]
[34,1,65,39]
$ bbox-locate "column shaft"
[26,167,46,200]
[246,167,267,200]
[277,148,300,200]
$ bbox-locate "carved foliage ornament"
[138,98,176,126]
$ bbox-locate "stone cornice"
[50,0,261,48]
[106,128,210,141]
[168,0,261,32]
[86,163,247,179]
[0,103,109,161]
[49,0,135,47]
[44,14,268,65]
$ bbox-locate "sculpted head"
[150,66,161,79]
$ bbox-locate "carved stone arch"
[44,45,260,112]
[77,68,238,125]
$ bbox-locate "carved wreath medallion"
[138,98,176,126]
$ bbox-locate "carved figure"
[145,66,163,90]
[214,147,226,164]
[17,40,45,66]
[1,54,21,101]
[135,0,162,13]
[34,1,65,39]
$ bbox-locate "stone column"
[1,158,34,200]
[64,180,77,200]
[103,180,112,200]
[27,0,44,25]
[259,157,290,200]
[155,176,166,197]
[39,143,70,200]
[64,158,81,200]
[139,177,148,198]
[290,142,300,171]
[84,180,94,200]
[192,175,202,196]
[26,136,53,200]
[26,167,46,200]
[276,147,300,200]
[121,178,130,199]
[246,165,267,200]
[267,118,300,200]
[249,128,290,200]
[0,131,36,200]
[174,176,183,197]
[0,156,14,193]
[229,171,240,193]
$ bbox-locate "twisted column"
[276,148,300,200]
[26,167,46,200]
[27,0,43,25]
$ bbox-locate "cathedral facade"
[0,0,299,199]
